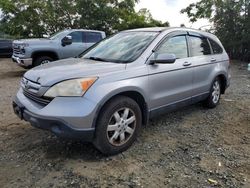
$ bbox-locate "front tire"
[94,96,142,155]
[203,78,221,108]
[33,56,53,67]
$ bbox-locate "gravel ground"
[0,58,249,188]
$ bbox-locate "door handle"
[211,58,217,62]
[183,62,191,66]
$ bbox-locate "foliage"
[0,0,169,38]
[181,0,250,61]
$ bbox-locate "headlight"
[44,77,98,98]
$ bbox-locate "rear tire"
[94,96,142,156]
[33,56,53,67]
[203,77,221,108]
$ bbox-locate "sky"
[135,0,211,29]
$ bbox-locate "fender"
[91,87,149,128]
[31,50,59,60]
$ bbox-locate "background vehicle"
[13,27,230,155]
[0,39,13,57]
[12,29,106,68]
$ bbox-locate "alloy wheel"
[212,80,220,104]
[41,60,51,64]
[106,108,136,146]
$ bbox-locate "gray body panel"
[147,58,193,110]
[14,27,230,139]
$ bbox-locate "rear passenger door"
[83,32,103,49]
[187,32,214,99]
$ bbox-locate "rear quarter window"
[209,39,223,54]
[84,32,103,43]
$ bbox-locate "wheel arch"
[32,51,59,63]
[215,73,227,94]
[92,90,149,128]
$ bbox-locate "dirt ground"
[0,58,249,188]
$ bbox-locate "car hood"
[13,38,53,45]
[24,58,126,86]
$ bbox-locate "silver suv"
[13,27,230,155]
[12,29,106,68]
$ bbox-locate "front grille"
[12,43,25,55]
[23,89,51,106]
[21,77,51,106]
[13,47,21,54]
[21,77,41,93]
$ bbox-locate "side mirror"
[61,35,72,46]
[150,53,176,64]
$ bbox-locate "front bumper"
[12,55,33,67]
[13,89,97,141]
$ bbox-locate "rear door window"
[189,36,211,56]
[84,32,102,43]
[209,39,223,54]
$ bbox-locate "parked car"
[13,27,230,155]
[12,29,106,68]
[0,39,13,57]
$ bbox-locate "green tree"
[0,0,169,38]
[181,0,250,61]
[0,0,80,37]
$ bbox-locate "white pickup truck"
[12,29,106,68]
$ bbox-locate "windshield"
[49,30,67,40]
[82,31,158,63]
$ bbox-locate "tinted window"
[209,39,223,54]
[84,32,102,43]
[189,36,211,56]
[157,35,188,59]
[68,31,83,43]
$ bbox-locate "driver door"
[60,31,85,59]
[148,32,194,113]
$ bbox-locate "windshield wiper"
[87,56,109,62]
[85,56,129,64]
